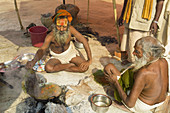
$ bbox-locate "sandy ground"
[0,0,125,61]
[0,0,168,113]
[0,0,128,113]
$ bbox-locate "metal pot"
[74,40,84,49]
[19,53,35,65]
[91,94,112,113]
[41,13,53,28]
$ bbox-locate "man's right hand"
[26,60,36,69]
[149,22,158,36]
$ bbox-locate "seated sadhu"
[104,36,169,112]
[26,10,92,73]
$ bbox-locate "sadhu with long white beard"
[26,10,92,72]
[104,36,169,112]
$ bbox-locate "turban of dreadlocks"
[52,9,72,24]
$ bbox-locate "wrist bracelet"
[153,20,158,24]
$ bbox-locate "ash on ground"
[16,97,68,113]
[74,23,118,46]
[16,97,96,113]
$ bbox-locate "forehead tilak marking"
[57,18,67,26]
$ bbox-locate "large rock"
[22,69,62,100]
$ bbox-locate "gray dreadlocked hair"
[135,36,165,59]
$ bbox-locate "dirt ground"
[0,0,124,35]
[0,0,125,60]
[0,0,170,113]
[0,0,131,113]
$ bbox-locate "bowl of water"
[91,94,112,113]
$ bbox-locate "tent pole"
[14,0,24,30]
[112,0,120,47]
[63,0,65,4]
[87,0,89,24]
[74,0,75,5]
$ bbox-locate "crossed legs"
[45,56,88,73]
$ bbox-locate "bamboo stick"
[87,0,90,24]
[74,0,75,5]
[14,0,24,30]
[112,0,120,47]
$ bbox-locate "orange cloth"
[52,9,72,23]
[123,0,132,23]
[142,0,153,20]
[123,0,153,23]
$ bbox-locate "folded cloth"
[33,60,46,72]
[114,69,134,102]
[122,98,164,112]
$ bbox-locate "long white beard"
[133,54,149,72]
[53,28,69,46]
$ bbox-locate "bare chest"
[49,38,71,54]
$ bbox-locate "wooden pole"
[74,0,75,5]
[87,0,90,24]
[14,0,24,30]
[112,0,120,47]
[63,0,65,4]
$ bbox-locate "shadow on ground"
[0,30,32,47]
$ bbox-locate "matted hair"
[135,36,165,59]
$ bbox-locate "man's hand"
[104,63,120,84]
[150,21,158,36]
[79,61,91,71]
[26,60,36,69]
[104,70,117,84]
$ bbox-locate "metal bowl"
[91,94,112,113]
[74,40,84,49]
[18,53,35,65]
[0,53,35,72]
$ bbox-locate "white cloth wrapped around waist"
[49,41,80,64]
[123,98,164,112]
